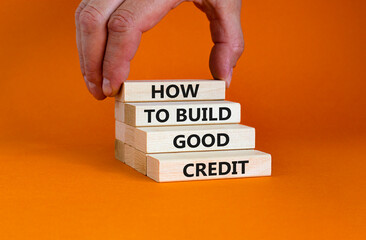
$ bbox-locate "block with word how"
[115,121,255,153]
[147,150,271,182]
[115,80,225,102]
[115,100,241,127]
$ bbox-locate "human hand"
[75,0,244,100]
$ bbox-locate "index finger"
[102,0,181,96]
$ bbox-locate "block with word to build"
[115,140,147,175]
[116,121,255,153]
[147,150,271,182]
[115,80,225,102]
[115,100,241,127]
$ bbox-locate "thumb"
[195,0,244,87]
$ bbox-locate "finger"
[76,0,98,96]
[195,0,244,87]
[102,0,181,96]
[75,0,89,79]
[78,0,125,100]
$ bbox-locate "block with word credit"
[147,150,271,182]
[114,79,272,182]
[115,80,225,102]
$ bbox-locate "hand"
[75,0,244,100]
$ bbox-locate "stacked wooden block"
[115,80,271,182]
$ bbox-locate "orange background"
[1,0,365,239]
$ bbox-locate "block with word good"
[115,80,225,102]
[115,100,241,126]
[116,121,255,153]
[115,140,147,175]
[147,150,271,182]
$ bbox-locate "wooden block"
[147,150,271,182]
[114,140,134,167]
[115,80,225,102]
[114,139,125,163]
[116,121,255,153]
[115,100,241,126]
[114,100,125,122]
[133,148,148,175]
[124,143,135,168]
[115,139,147,175]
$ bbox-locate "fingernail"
[226,68,233,88]
[88,81,98,96]
[84,76,90,89]
[102,78,113,96]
